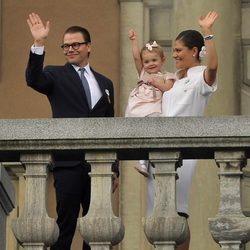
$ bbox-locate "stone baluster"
[144,151,189,250]
[12,153,59,250]
[209,151,250,250]
[78,152,124,249]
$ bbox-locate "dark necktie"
[80,68,92,108]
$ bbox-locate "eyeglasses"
[61,42,88,51]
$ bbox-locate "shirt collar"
[175,65,205,80]
[72,63,91,74]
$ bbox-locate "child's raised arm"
[128,29,143,75]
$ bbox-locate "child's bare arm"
[162,79,175,91]
[147,75,175,92]
[128,29,143,74]
[150,79,175,92]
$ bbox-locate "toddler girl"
[125,29,175,176]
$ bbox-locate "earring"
[193,54,196,57]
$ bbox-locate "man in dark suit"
[26,13,117,250]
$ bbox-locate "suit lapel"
[64,63,90,108]
[64,63,82,89]
[63,64,108,111]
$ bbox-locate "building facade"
[0,0,249,249]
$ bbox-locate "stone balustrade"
[0,116,250,249]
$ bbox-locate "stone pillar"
[209,151,250,249]
[241,1,250,115]
[0,0,2,78]
[12,153,59,250]
[119,0,143,116]
[0,164,15,250]
[119,1,150,249]
[144,151,188,249]
[241,3,250,248]
[78,152,124,249]
[173,0,241,115]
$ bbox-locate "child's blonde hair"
[141,41,165,60]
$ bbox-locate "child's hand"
[128,29,136,40]
[148,74,167,87]
[147,76,157,86]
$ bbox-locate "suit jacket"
[25,52,115,168]
[26,52,114,118]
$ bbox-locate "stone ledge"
[0,116,249,160]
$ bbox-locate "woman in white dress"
[148,11,219,250]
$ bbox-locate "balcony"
[1,116,250,250]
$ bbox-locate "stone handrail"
[0,116,250,250]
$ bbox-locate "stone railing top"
[0,116,249,160]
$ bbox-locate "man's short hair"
[63,26,91,43]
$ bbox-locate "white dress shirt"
[72,64,102,109]
[162,65,217,117]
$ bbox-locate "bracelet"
[204,34,214,40]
